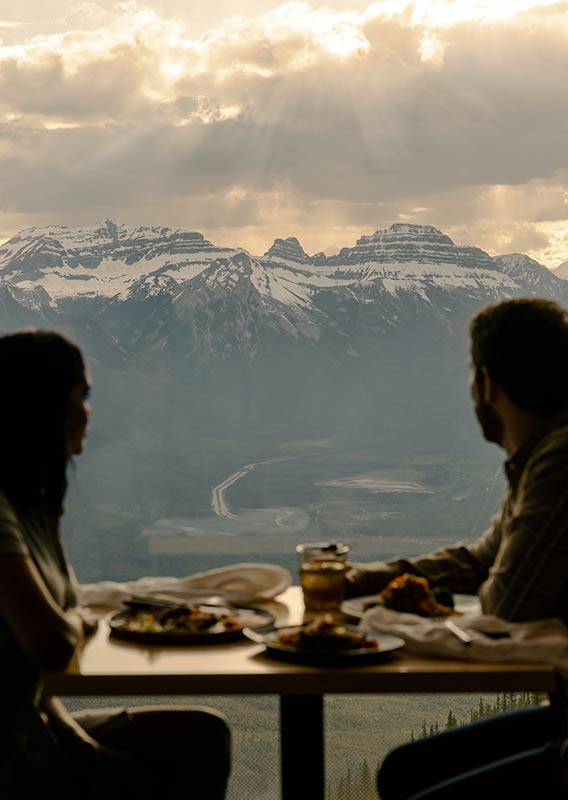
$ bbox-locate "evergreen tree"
[331,692,548,800]
[360,759,373,797]
[445,710,457,729]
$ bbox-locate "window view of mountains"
[1,221,566,582]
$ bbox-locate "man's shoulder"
[526,419,568,474]
[538,419,568,455]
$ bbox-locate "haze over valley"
[0,220,565,581]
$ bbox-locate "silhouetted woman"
[0,330,230,799]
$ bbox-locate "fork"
[127,594,238,612]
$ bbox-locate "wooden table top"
[44,587,559,697]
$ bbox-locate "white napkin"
[360,605,568,673]
[78,563,292,606]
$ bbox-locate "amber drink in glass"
[296,542,350,612]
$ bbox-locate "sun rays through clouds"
[1,0,568,264]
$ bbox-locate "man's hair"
[470,298,568,414]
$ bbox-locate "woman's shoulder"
[0,488,19,518]
[0,489,18,521]
[0,489,28,554]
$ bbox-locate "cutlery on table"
[125,594,237,612]
[442,619,473,646]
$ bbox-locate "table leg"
[280,694,325,800]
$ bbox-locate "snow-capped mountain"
[1,220,559,311]
[0,220,237,301]
[0,220,566,374]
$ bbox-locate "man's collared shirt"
[358,412,568,622]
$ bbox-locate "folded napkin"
[78,563,292,607]
[360,605,568,673]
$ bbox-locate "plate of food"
[243,615,404,664]
[109,601,275,645]
[340,574,481,619]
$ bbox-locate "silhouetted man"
[348,297,568,624]
[355,298,568,800]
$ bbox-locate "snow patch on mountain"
[330,260,517,297]
[15,254,175,299]
[118,273,180,302]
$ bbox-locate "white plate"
[340,593,481,619]
[243,624,405,664]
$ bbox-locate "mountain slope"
[493,253,568,301]
[554,260,568,280]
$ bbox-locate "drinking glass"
[296,542,350,612]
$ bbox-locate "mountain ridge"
[0,221,566,378]
[0,221,562,310]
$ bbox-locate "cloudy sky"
[2,0,568,264]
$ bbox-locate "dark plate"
[243,624,405,665]
[109,605,275,645]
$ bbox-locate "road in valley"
[210,455,301,519]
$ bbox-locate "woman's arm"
[0,552,83,670]
[40,695,99,746]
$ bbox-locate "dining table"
[43,586,560,800]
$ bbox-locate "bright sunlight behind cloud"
[1,0,568,264]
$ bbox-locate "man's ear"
[480,367,500,403]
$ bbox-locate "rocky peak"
[193,253,257,293]
[264,236,312,266]
[324,223,496,270]
[493,253,548,276]
[493,253,546,274]
[366,223,454,245]
[102,219,120,241]
[493,253,567,296]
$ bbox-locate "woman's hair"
[470,298,568,414]
[0,329,85,517]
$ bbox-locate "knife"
[443,619,473,646]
